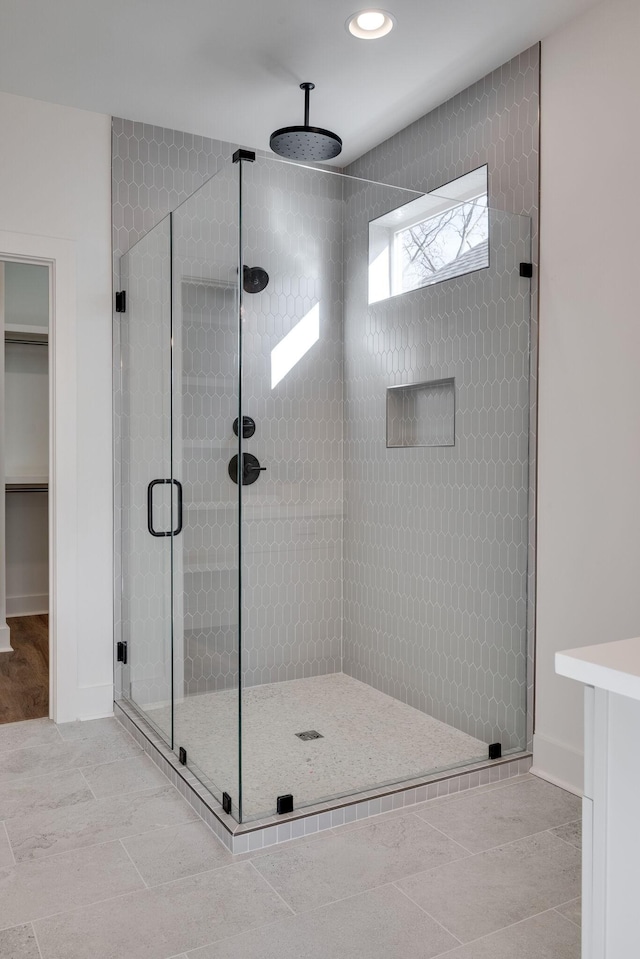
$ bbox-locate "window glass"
[369,167,489,303]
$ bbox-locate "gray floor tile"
[0,768,94,821]
[0,841,144,928]
[0,824,14,868]
[81,754,172,799]
[123,821,232,885]
[57,717,127,742]
[416,777,581,852]
[551,820,582,849]
[396,831,581,943]
[0,734,142,785]
[253,812,469,913]
[556,898,581,926]
[187,884,459,959]
[7,785,197,861]
[440,909,580,958]
[409,774,535,816]
[0,720,61,754]
[240,805,430,864]
[0,923,41,959]
[34,862,293,959]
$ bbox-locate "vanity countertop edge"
[556,636,640,701]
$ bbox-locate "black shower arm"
[301,82,315,126]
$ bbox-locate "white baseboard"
[53,683,114,724]
[6,593,49,617]
[0,622,12,653]
[531,732,584,796]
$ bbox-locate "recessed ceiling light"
[346,9,395,39]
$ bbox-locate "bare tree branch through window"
[399,197,488,290]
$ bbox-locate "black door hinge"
[277,794,294,815]
[519,262,533,278]
[488,742,502,760]
[178,746,187,765]
[222,792,232,815]
[115,290,127,312]
[116,641,128,664]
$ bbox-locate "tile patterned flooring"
[0,716,581,958]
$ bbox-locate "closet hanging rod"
[6,487,48,493]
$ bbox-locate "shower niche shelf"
[386,377,455,449]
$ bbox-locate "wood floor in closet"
[0,615,48,723]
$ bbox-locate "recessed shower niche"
[116,150,533,837]
[386,377,455,448]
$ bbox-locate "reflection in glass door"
[119,215,175,745]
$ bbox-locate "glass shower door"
[119,215,175,744]
[171,163,242,818]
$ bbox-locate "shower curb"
[115,698,532,854]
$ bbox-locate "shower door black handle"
[147,479,183,537]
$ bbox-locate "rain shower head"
[270,82,342,162]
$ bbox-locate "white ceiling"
[0,0,597,165]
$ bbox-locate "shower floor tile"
[149,673,487,819]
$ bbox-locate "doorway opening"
[0,259,50,723]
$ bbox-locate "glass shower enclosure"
[117,152,532,823]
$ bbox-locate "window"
[368,167,489,304]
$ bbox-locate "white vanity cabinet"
[556,637,640,958]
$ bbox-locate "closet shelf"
[6,485,48,494]
[5,475,48,486]
[5,324,48,345]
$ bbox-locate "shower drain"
[295,730,323,741]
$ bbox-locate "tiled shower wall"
[342,183,531,751]
[173,158,344,693]
[239,160,344,686]
[343,44,539,749]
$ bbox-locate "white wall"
[4,261,49,328]
[0,92,113,719]
[534,0,640,792]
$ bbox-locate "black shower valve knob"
[228,453,267,486]
[243,265,269,294]
[232,416,256,438]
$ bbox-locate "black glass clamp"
[232,148,256,163]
